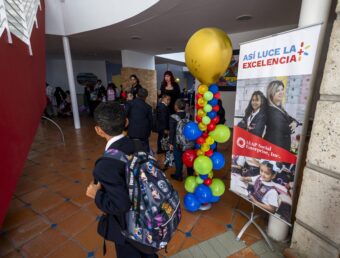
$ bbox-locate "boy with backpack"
[86,103,180,258]
[169,99,194,181]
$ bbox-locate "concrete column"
[62,36,80,129]
[291,1,340,257]
[121,50,157,107]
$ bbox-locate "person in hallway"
[238,91,267,137]
[129,74,143,99]
[169,99,194,181]
[156,94,171,154]
[217,99,226,125]
[159,71,180,114]
[106,82,117,103]
[126,88,153,152]
[86,103,157,258]
[264,80,300,151]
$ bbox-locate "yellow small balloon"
[208,171,214,178]
[206,136,215,145]
[201,143,210,152]
[197,109,206,118]
[185,28,233,85]
[197,98,207,107]
[198,84,208,94]
[197,150,205,156]
[198,122,207,131]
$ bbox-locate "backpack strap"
[102,148,128,163]
[170,114,181,122]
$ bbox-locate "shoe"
[170,174,183,182]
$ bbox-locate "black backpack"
[102,148,181,254]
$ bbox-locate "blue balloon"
[183,122,202,141]
[209,84,219,94]
[207,111,217,119]
[211,152,225,170]
[208,98,218,107]
[200,174,209,180]
[210,196,220,203]
[184,193,200,212]
[210,143,217,150]
[194,185,212,204]
[195,144,201,149]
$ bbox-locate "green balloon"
[202,116,211,125]
[184,176,198,193]
[203,104,212,113]
[210,178,225,196]
[193,156,213,175]
[203,91,213,101]
[196,176,204,184]
[209,125,231,143]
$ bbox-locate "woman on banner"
[264,80,300,152]
[159,71,181,114]
[238,91,267,137]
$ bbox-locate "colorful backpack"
[171,114,195,151]
[103,148,181,254]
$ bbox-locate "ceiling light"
[236,15,252,21]
[130,36,142,40]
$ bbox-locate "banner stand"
[267,215,289,241]
[235,203,274,251]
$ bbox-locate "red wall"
[0,2,45,226]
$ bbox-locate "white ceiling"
[45,0,303,62]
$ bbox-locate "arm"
[249,195,277,213]
[92,160,131,215]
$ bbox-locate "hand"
[249,195,257,203]
[164,130,169,135]
[289,121,298,132]
[86,181,101,199]
[169,144,174,151]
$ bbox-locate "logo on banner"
[242,41,311,69]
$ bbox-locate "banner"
[230,24,321,225]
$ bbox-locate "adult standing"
[159,71,180,114]
[264,80,300,152]
[126,88,153,151]
[129,74,142,99]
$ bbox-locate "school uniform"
[249,175,279,209]
[156,102,170,152]
[93,136,156,258]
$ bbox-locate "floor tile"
[74,222,102,252]
[94,240,116,258]
[179,236,200,251]
[2,207,38,232]
[158,231,186,257]
[20,189,64,213]
[44,202,80,223]
[251,241,272,255]
[46,240,87,258]
[177,209,200,232]
[200,203,233,225]
[191,216,226,241]
[58,209,96,237]
[14,178,41,196]
[6,216,50,247]
[0,235,15,256]
[215,231,246,254]
[1,250,24,258]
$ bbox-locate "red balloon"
[205,149,214,157]
[196,103,202,110]
[212,116,220,124]
[196,137,205,145]
[196,115,202,123]
[202,132,209,138]
[212,105,220,112]
[196,93,203,100]
[214,92,221,99]
[182,150,197,167]
[203,178,213,186]
[207,122,216,131]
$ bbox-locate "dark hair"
[161,71,176,87]
[175,98,186,110]
[97,79,102,83]
[244,91,267,118]
[94,103,126,136]
[130,74,140,85]
[161,94,170,100]
[137,88,148,98]
[260,161,275,174]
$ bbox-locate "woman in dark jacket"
[238,91,267,137]
[264,81,300,151]
[129,74,142,99]
[159,71,180,114]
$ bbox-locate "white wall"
[45,0,159,35]
[46,59,107,94]
[122,50,155,70]
[220,92,236,128]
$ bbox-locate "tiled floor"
[1,115,287,257]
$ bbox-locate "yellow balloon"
[198,85,208,94]
[185,28,233,85]
[198,122,207,131]
[201,143,210,152]
[197,150,205,156]
[197,109,206,117]
[208,171,214,178]
[197,98,207,107]
[206,136,215,145]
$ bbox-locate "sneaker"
[170,174,183,182]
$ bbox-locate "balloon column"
[183,28,233,212]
